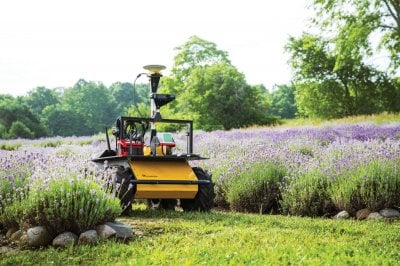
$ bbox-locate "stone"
[356,208,371,220]
[10,230,24,241]
[333,210,350,219]
[379,208,400,218]
[0,246,15,254]
[367,212,383,220]
[106,221,133,240]
[6,228,18,239]
[96,224,117,239]
[27,226,53,247]
[79,230,98,245]
[52,232,78,248]
[19,233,29,247]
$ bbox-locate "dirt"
[0,232,18,255]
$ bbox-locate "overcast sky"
[0,0,311,96]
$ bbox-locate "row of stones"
[333,208,400,220]
[5,221,133,248]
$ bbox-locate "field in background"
[280,112,400,127]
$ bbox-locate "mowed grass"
[1,206,400,265]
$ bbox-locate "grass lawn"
[1,208,400,265]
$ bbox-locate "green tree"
[8,121,34,139]
[0,96,47,138]
[161,36,275,130]
[286,35,399,118]
[110,82,148,115]
[311,0,400,70]
[269,85,297,119]
[61,80,118,135]
[172,35,231,82]
[181,63,272,130]
[41,105,86,136]
[24,87,60,116]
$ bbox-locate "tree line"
[1,36,294,139]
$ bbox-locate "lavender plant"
[1,121,400,220]
[0,143,121,232]
[227,162,286,214]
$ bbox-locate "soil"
[0,232,18,254]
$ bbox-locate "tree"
[24,87,60,116]
[180,63,272,130]
[161,36,275,130]
[61,80,118,135]
[8,121,34,139]
[41,105,87,136]
[269,85,297,119]
[0,96,47,138]
[172,35,231,82]
[110,82,148,115]
[286,34,400,118]
[311,0,400,70]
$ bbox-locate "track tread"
[181,167,215,212]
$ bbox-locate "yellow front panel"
[129,160,198,199]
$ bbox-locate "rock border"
[333,208,400,220]
[2,221,133,249]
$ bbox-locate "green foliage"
[184,63,272,130]
[227,162,286,214]
[328,160,400,214]
[41,105,87,136]
[110,82,148,115]
[17,176,121,234]
[311,0,400,70]
[286,34,400,118]
[172,35,231,81]
[8,121,34,139]
[24,87,60,116]
[62,80,118,135]
[269,85,297,119]
[0,142,22,151]
[280,169,333,216]
[162,36,276,130]
[282,112,400,127]
[2,210,400,265]
[0,123,7,138]
[0,95,47,139]
[0,158,32,228]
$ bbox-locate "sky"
[0,0,311,96]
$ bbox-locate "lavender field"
[1,122,400,231]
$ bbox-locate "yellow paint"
[129,160,198,199]
[143,146,166,156]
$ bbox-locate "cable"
[133,73,147,117]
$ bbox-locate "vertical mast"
[143,65,166,142]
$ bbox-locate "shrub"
[0,153,33,228]
[0,150,122,233]
[328,159,400,214]
[280,169,334,216]
[8,175,121,234]
[0,143,22,151]
[8,121,34,139]
[227,162,286,214]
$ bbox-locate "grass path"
[1,209,400,265]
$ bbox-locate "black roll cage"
[116,116,194,154]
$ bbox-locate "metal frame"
[118,116,194,154]
[130,179,210,185]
